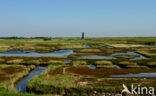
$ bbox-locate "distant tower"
[82,32,84,39]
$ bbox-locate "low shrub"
[0,59,5,63]
[147,62,156,67]
[26,60,41,65]
[75,49,102,53]
[95,60,112,65]
[125,65,138,68]
[114,55,139,59]
[7,59,23,64]
[96,65,118,68]
[48,60,65,65]
[119,61,137,65]
[72,60,87,67]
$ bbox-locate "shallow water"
[98,44,113,48]
[15,67,46,93]
[89,64,96,69]
[64,59,72,64]
[111,51,146,61]
[0,50,74,57]
[84,44,91,48]
[76,51,145,60]
[77,55,116,59]
[3,50,35,54]
[130,55,145,61]
[111,73,156,78]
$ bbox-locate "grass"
[118,61,137,65]
[40,74,77,87]
[0,84,52,96]
[26,60,41,65]
[118,61,138,68]
[7,59,23,64]
[0,47,9,53]
[67,67,156,76]
[27,64,156,95]
[96,65,118,68]
[109,44,147,48]
[125,65,139,68]
[48,60,65,65]
[72,60,87,67]
[0,37,155,48]
[0,56,67,65]
[114,55,139,59]
[41,56,67,59]
[137,50,156,57]
[35,48,56,53]
[0,64,56,96]
[74,48,102,53]
[56,44,85,49]
[0,58,5,63]
[0,37,156,95]
[27,65,79,94]
[147,62,156,67]
[0,65,35,95]
[94,60,112,65]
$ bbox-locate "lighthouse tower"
[82,32,84,39]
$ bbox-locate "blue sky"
[0,0,156,37]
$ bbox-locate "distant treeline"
[0,37,52,40]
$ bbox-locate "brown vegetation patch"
[67,67,99,76]
[1,66,25,74]
[35,49,56,53]
[67,67,156,76]
[0,73,10,82]
[97,68,156,75]
[39,57,51,61]
[48,68,63,75]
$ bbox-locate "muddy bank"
[15,67,46,93]
[14,67,35,86]
[135,51,151,58]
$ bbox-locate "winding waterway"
[0,49,74,57]
[111,73,156,78]
[15,67,46,93]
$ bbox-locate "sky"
[0,0,156,37]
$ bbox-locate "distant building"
[82,32,84,39]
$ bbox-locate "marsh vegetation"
[0,37,156,95]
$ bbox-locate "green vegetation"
[96,65,118,68]
[27,65,79,94]
[72,60,88,67]
[147,62,156,67]
[95,60,112,65]
[0,56,67,66]
[137,50,156,57]
[75,48,102,53]
[27,64,156,95]
[0,65,35,95]
[0,87,49,96]
[119,61,137,65]
[56,44,85,49]
[118,61,138,68]
[0,37,156,95]
[7,59,23,64]
[0,47,9,53]
[125,65,139,68]
[26,60,41,65]
[48,60,65,65]
[109,44,147,48]
[114,55,139,59]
